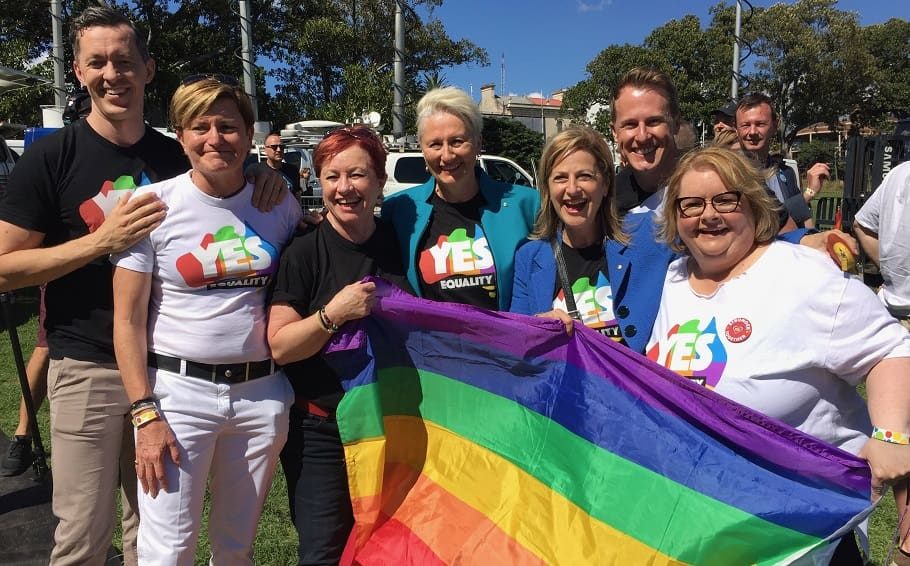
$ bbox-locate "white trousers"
[136,368,293,566]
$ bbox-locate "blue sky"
[418,0,909,100]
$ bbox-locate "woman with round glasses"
[267,126,412,564]
[112,76,301,563]
[647,146,910,562]
[511,127,824,352]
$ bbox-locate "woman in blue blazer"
[510,127,672,353]
[511,126,814,353]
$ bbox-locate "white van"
[383,152,535,197]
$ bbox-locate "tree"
[793,139,837,174]
[0,0,484,133]
[268,0,487,131]
[746,0,878,149]
[862,18,910,127]
[560,6,737,139]
[481,117,543,173]
[560,44,659,136]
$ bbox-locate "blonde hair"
[659,146,781,253]
[169,77,254,132]
[712,129,740,150]
[416,87,483,144]
[531,126,628,245]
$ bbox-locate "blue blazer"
[382,168,540,310]
[510,213,673,354]
[510,213,810,354]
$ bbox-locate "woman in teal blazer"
[381,87,538,311]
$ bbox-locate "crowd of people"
[1,5,909,566]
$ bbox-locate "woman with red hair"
[267,126,412,564]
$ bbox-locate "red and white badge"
[725,318,752,343]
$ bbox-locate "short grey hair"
[416,87,483,143]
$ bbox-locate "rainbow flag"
[325,279,872,565]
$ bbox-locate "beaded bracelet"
[315,309,332,333]
[871,426,910,445]
[319,306,340,334]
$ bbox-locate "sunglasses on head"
[333,126,377,142]
[180,73,241,88]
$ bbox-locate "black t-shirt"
[247,161,302,198]
[271,218,412,409]
[416,192,498,309]
[0,120,188,362]
[552,242,625,344]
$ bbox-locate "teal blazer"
[381,168,540,310]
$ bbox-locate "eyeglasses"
[180,73,240,88]
[676,191,742,218]
[265,144,285,151]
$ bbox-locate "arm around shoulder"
[0,190,166,292]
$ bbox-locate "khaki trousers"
[47,357,138,566]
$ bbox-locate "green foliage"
[268,0,487,131]
[481,117,543,173]
[563,0,909,154]
[561,6,738,140]
[862,18,910,129]
[0,1,486,133]
[793,139,837,174]
[746,0,877,147]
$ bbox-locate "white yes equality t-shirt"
[112,171,301,365]
[646,241,910,455]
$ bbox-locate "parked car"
[383,152,535,196]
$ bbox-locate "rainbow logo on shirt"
[418,225,495,289]
[79,173,152,232]
[175,223,278,289]
[647,318,727,388]
[553,273,619,332]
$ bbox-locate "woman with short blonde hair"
[112,75,301,564]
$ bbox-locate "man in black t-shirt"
[0,7,284,565]
[248,132,302,199]
[0,9,174,564]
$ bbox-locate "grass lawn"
[0,287,902,564]
[0,290,296,565]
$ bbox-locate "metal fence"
[813,196,866,233]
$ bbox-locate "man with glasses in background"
[0,6,283,564]
[255,132,302,200]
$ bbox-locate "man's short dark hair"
[736,93,778,122]
[70,5,150,61]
